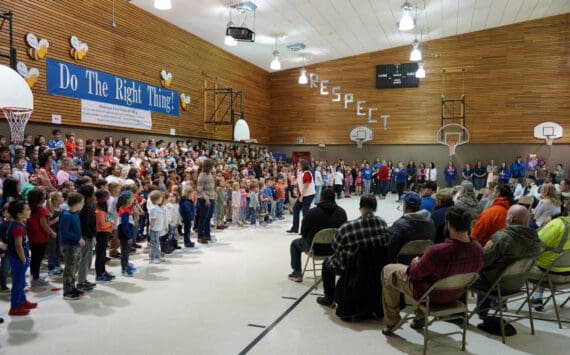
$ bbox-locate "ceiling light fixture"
[410,39,422,61]
[224,21,237,46]
[416,61,426,78]
[270,36,281,70]
[398,2,414,31]
[154,0,172,11]
[298,57,307,84]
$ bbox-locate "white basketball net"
[2,107,32,144]
[356,139,364,149]
[545,135,553,146]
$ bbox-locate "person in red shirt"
[378,160,390,199]
[26,188,56,287]
[382,205,484,334]
[64,132,77,158]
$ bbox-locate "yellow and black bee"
[26,33,49,60]
[160,69,172,88]
[70,35,89,60]
[17,61,40,88]
[180,93,191,111]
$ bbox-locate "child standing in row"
[179,187,195,247]
[95,189,115,282]
[27,188,57,287]
[118,191,136,276]
[248,183,260,226]
[231,182,242,227]
[215,178,227,229]
[164,192,180,250]
[46,191,64,276]
[275,177,286,219]
[60,192,85,300]
[77,185,97,291]
[148,190,165,263]
[7,200,38,315]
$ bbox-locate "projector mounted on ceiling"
[226,27,255,42]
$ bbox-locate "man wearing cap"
[455,181,482,227]
[387,192,435,264]
[419,181,437,212]
[431,188,454,244]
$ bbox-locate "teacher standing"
[287,160,316,234]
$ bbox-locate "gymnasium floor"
[1,193,569,355]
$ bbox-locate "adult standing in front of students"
[287,160,316,234]
[196,159,216,244]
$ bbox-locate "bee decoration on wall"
[70,35,89,60]
[17,61,40,88]
[180,93,191,111]
[160,69,172,88]
[25,33,49,60]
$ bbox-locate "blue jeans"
[290,194,315,232]
[379,181,388,197]
[314,185,323,205]
[149,230,161,260]
[276,200,284,217]
[197,198,215,238]
[445,177,455,187]
[250,207,257,225]
[182,220,193,246]
[290,238,310,273]
[473,274,518,318]
[9,256,28,308]
[364,179,371,194]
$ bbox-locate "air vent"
[287,43,306,51]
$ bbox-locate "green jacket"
[482,225,541,289]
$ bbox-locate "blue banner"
[46,58,179,116]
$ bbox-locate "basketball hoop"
[1,107,32,144]
[436,123,470,156]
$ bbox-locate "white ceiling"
[129,0,570,72]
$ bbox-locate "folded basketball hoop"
[1,107,32,144]
[436,124,470,156]
[0,65,34,143]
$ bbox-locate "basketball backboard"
[534,121,563,145]
[349,125,373,149]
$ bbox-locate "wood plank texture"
[269,14,570,144]
[2,0,270,142]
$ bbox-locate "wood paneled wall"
[1,0,270,142]
[269,14,570,145]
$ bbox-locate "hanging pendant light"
[398,2,414,31]
[270,50,281,70]
[416,61,426,78]
[410,39,422,61]
[154,0,172,10]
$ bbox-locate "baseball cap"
[403,192,421,209]
[461,180,475,194]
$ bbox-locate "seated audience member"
[524,175,541,202]
[530,215,570,311]
[316,195,388,307]
[479,181,498,211]
[288,188,348,282]
[454,181,482,227]
[388,192,435,263]
[471,184,513,247]
[509,176,524,201]
[382,206,484,334]
[418,181,437,212]
[530,183,561,229]
[474,205,541,331]
[430,188,454,244]
[559,178,570,215]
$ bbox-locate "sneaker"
[382,326,395,336]
[184,242,195,248]
[0,285,9,293]
[134,243,142,249]
[197,238,208,244]
[110,252,121,259]
[128,263,137,271]
[316,296,334,307]
[95,274,113,283]
[288,272,303,282]
[531,298,544,312]
[410,318,425,330]
[30,278,50,287]
[286,229,298,234]
[9,305,30,316]
[103,272,116,280]
[122,268,134,277]
[63,291,80,300]
[77,281,96,291]
[149,259,161,264]
[73,288,86,297]
[21,301,38,309]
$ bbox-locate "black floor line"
[281,296,297,300]
[310,292,324,296]
[239,285,316,355]
[247,324,267,329]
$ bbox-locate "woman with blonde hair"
[530,183,562,229]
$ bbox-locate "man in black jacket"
[288,188,347,282]
[388,192,435,264]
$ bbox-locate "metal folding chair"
[301,228,336,288]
